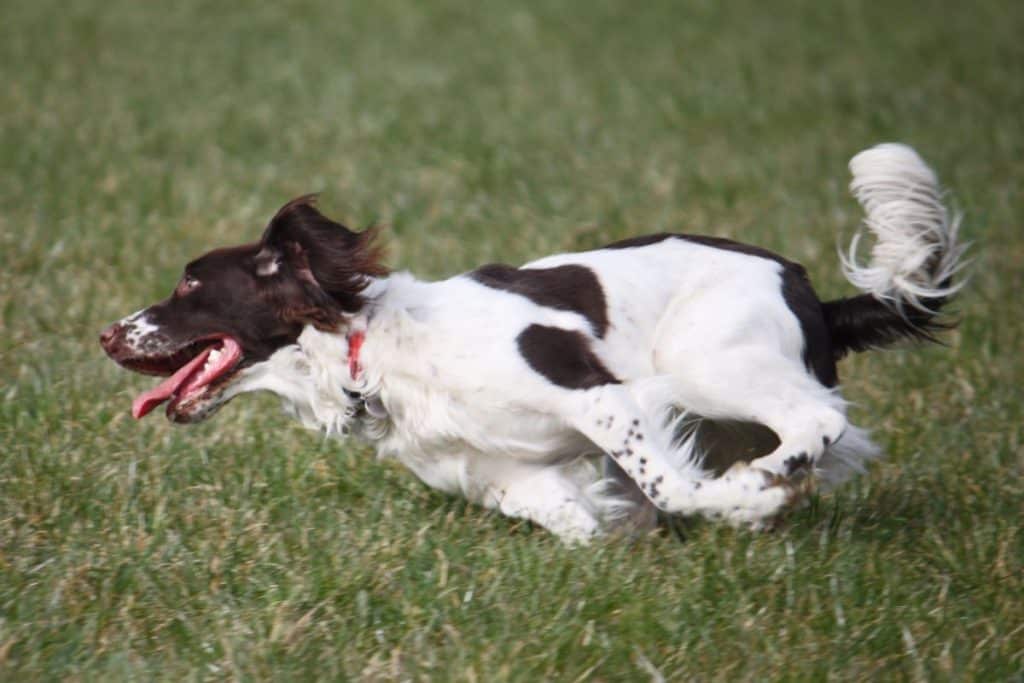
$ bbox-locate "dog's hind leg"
[651,280,849,479]
[655,345,848,478]
[564,384,798,528]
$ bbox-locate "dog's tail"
[823,143,968,359]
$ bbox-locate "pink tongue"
[131,347,213,419]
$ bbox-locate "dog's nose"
[99,322,124,351]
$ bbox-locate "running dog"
[100,144,966,542]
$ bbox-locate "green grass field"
[2,0,1022,679]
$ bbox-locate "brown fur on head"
[99,196,389,422]
[259,195,388,318]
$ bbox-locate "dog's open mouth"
[129,336,243,419]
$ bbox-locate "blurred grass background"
[1,0,1021,679]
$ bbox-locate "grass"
[1,0,1022,679]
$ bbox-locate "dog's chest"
[379,374,588,457]
[371,375,592,496]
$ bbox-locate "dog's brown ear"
[260,195,387,313]
[253,240,347,332]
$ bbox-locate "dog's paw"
[715,463,804,530]
[543,507,604,546]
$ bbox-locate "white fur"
[122,308,160,347]
[843,143,968,311]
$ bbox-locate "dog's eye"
[175,274,200,297]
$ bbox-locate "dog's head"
[100,196,385,423]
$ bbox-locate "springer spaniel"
[100,144,966,543]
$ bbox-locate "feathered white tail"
[842,144,968,312]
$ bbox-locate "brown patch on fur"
[516,324,620,389]
[470,264,610,338]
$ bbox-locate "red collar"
[347,331,365,380]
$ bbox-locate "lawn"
[1,0,1022,679]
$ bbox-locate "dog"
[100,144,966,543]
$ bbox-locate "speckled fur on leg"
[567,384,799,528]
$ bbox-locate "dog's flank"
[100,144,967,543]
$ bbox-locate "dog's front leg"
[476,465,604,544]
[565,384,798,528]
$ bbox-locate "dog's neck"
[233,271,453,445]
[227,275,391,439]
